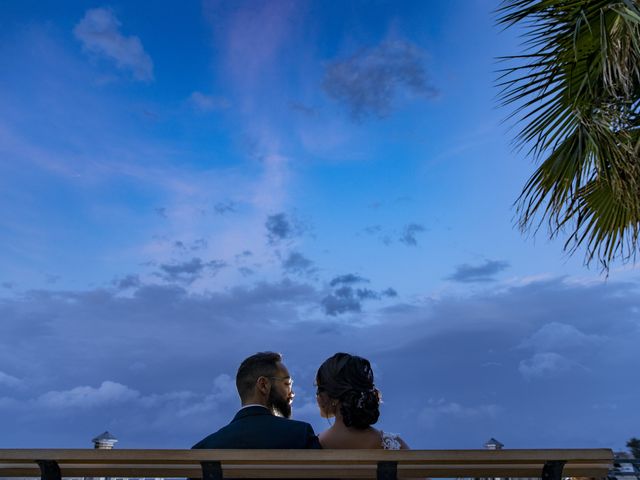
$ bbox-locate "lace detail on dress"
[381,431,402,450]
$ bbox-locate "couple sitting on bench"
[192,351,409,450]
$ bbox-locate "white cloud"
[518,352,578,379]
[175,373,237,417]
[0,396,20,408]
[189,92,230,112]
[175,398,216,418]
[211,374,237,401]
[35,379,234,417]
[74,8,153,81]
[138,390,198,408]
[520,322,603,352]
[38,380,140,408]
[293,399,322,420]
[17,375,236,419]
[418,398,500,428]
[0,371,22,388]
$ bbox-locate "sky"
[0,0,638,452]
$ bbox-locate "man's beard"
[267,388,292,418]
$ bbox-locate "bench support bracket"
[377,461,398,480]
[36,460,61,480]
[542,460,566,480]
[201,461,223,480]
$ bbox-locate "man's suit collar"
[232,405,272,422]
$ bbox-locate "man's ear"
[256,376,271,396]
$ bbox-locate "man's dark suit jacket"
[192,405,321,449]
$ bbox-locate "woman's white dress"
[381,431,402,450]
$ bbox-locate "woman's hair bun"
[316,353,381,429]
[339,387,381,428]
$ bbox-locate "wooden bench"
[0,448,613,480]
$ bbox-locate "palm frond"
[498,0,640,269]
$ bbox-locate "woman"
[315,352,409,449]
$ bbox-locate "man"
[192,351,321,449]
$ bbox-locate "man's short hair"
[236,351,283,401]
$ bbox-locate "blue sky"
[0,0,638,451]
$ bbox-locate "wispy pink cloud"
[204,0,300,90]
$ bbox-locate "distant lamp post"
[484,438,504,450]
[92,431,118,450]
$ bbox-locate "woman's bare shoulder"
[318,429,332,446]
[319,427,384,449]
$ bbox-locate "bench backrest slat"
[0,448,614,461]
[0,448,614,479]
